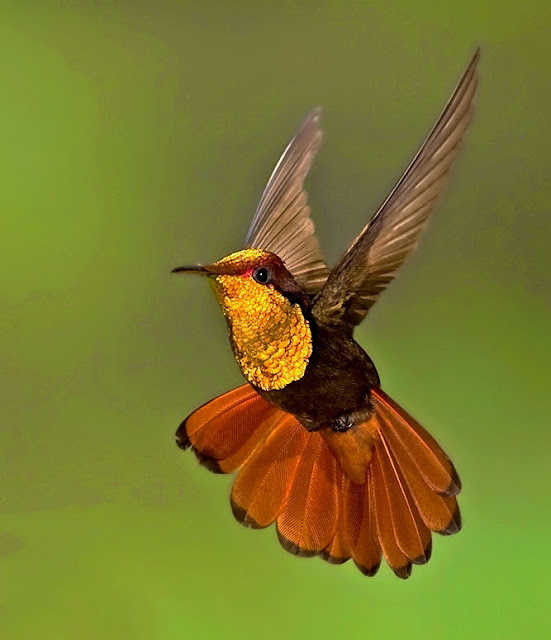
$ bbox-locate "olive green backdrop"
[2,1,550,638]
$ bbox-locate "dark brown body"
[256,315,380,432]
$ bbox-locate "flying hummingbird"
[172,50,479,578]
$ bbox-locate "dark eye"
[253,266,270,285]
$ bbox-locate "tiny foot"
[332,415,353,432]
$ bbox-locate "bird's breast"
[212,276,313,391]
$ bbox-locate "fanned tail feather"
[320,472,352,564]
[276,431,339,556]
[374,388,461,497]
[231,414,309,528]
[347,472,382,576]
[178,385,461,578]
[176,385,275,473]
[372,389,462,538]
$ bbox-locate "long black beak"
[171,265,209,275]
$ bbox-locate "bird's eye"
[253,266,270,285]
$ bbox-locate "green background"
[2,2,550,638]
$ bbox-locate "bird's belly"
[256,330,380,431]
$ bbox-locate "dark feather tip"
[230,498,263,529]
[193,449,223,474]
[230,498,247,524]
[413,538,433,565]
[354,560,381,577]
[439,504,462,536]
[276,528,319,558]
[439,463,462,497]
[320,549,350,565]
[175,422,190,450]
[450,465,462,495]
[393,562,413,580]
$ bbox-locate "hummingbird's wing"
[244,109,330,295]
[312,50,480,328]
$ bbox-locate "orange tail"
[177,385,461,578]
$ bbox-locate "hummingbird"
[172,50,479,578]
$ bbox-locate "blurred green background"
[2,1,550,638]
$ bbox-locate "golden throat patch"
[210,273,312,391]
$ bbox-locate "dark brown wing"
[244,109,330,295]
[312,50,480,327]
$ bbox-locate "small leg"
[332,415,353,432]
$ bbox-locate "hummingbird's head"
[172,248,312,391]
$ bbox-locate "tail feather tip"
[439,504,462,536]
[445,467,462,497]
[175,423,190,450]
[320,549,350,565]
[393,563,413,580]
[276,528,319,558]
[193,450,223,474]
[354,560,381,577]
[230,498,264,529]
[230,498,248,525]
[412,539,433,566]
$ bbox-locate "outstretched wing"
[312,49,480,327]
[244,109,330,295]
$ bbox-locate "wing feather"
[244,109,330,294]
[312,49,480,327]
